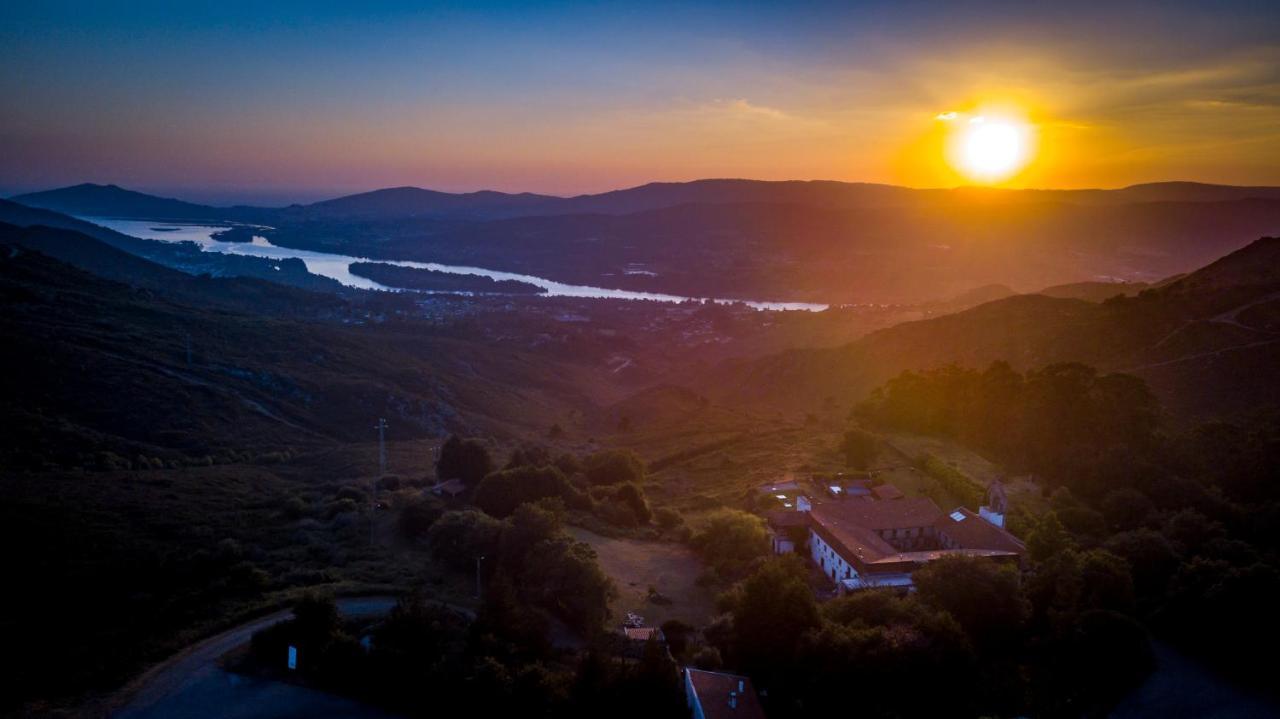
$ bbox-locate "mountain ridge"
[696,236,1280,420]
[14,179,1280,222]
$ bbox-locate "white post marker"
[287,645,297,670]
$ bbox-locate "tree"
[724,556,820,688]
[840,427,879,469]
[1031,610,1154,715]
[1104,529,1180,600]
[505,443,553,470]
[508,505,616,633]
[689,509,769,578]
[583,449,645,486]
[913,555,1029,653]
[427,510,504,570]
[436,435,494,486]
[1077,549,1136,614]
[1027,511,1075,563]
[474,464,585,518]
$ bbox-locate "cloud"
[712,98,792,120]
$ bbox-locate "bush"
[917,454,984,509]
[611,483,652,524]
[583,449,645,486]
[279,494,309,520]
[334,485,368,504]
[654,507,684,531]
[399,497,444,541]
[325,498,361,518]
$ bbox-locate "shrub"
[611,483,652,524]
[583,449,645,486]
[399,497,444,541]
[917,454,984,509]
[654,507,684,531]
[334,485,368,504]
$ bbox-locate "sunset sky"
[3,1,1279,203]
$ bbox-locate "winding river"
[85,218,828,312]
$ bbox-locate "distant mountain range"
[698,235,1280,420]
[9,180,1280,304]
[13,179,1280,222]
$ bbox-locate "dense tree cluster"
[474,464,590,517]
[248,592,685,718]
[707,553,1154,717]
[429,503,615,634]
[857,361,1159,488]
[857,362,1280,692]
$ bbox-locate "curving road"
[112,596,402,719]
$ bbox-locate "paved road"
[112,597,401,719]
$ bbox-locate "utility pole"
[374,418,388,476]
[371,418,388,548]
[475,555,484,600]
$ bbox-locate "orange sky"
[2,2,1278,202]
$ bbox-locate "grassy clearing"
[567,526,716,628]
[879,431,1046,515]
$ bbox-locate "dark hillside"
[700,237,1280,420]
[0,246,600,471]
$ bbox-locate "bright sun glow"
[946,115,1034,183]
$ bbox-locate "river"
[84,218,828,312]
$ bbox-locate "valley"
[3,185,1280,718]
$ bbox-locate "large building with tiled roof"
[768,485,1024,592]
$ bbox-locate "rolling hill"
[697,237,1280,420]
[0,200,342,292]
[10,183,229,221]
[0,240,605,471]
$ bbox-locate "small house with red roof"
[685,668,767,719]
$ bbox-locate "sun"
[945,115,1035,183]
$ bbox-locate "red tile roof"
[623,627,664,642]
[812,497,942,531]
[807,498,1024,574]
[686,669,767,719]
[871,483,905,500]
[764,509,810,529]
[934,507,1026,554]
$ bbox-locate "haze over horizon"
[4,1,1280,205]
